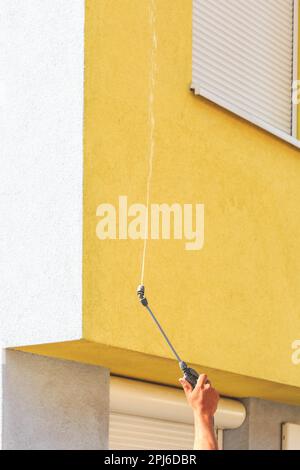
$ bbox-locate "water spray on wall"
[136,0,200,389]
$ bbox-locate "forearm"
[193,413,218,450]
[179,374,219,450]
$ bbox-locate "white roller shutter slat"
[193,42,292,99]
[192,0,296,136]
[197,76,290,130]
[195,5,293,69]
[110,413,194,450]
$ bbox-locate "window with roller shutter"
[191,0,299,146]
[109,377,246,450]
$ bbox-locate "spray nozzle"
[137,284,148,306]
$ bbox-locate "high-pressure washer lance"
[137,284,200,389]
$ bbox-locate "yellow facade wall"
[81,0,300,397]
[298,0,300,140]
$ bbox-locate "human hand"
[179,374,219,419]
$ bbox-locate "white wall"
[0,0,85,445]
[3,351,109,450]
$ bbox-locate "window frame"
[191,0,300,148]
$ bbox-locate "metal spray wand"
[136,285,199,388]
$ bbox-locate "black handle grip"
[184,367,199,389]
[179,361,199,389]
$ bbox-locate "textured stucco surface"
[2,351,109,450]
[0,0,84,447]
[0,0,84,346]
[224,397,300,450]
[82,0,300,396]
